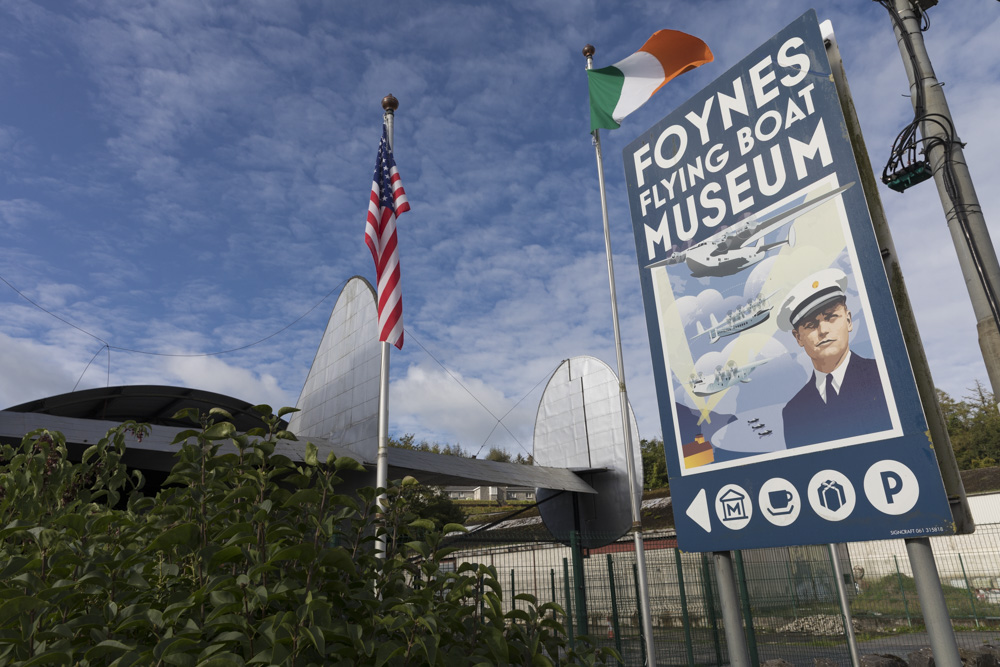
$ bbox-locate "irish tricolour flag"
[587,30,713,132]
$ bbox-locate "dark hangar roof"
[5,385,277,432]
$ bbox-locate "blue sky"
[1,1,998,460]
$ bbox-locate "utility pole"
[883,0,1000,396]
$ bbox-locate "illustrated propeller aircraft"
[693,290,780,344]
[747,418,760,424]
[687,357,770,397]
[757,430,773,437]
[648,183,854,278]
[751,423,766,430]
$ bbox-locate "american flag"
[365,124,410,349]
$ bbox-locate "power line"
[0,271,348,360]
[403,327,555,459]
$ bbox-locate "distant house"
[447,485,535,502]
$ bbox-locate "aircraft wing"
[738,182,854,248]
[744,357,771,372]
[646,249,688,270]
[707,216,760,256]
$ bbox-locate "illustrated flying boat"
[687,356,771,397]
[693,290,780,343]
[648,183,854,278]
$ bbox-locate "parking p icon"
[880,471,904,504]
[864,461,919,515]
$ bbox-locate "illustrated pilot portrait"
[776,269,892,448]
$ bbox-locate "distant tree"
[406,484,467,529]
[513,452,534,465]
[939,383,1000,469]
[388,433,470,457]
[485,446,512,463]
[641,437,670,491]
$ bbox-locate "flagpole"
[584,44,657,666]
[375,93,397,560]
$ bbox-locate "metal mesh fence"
[445,498,1000,666]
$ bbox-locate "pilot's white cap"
[776,268,849,331]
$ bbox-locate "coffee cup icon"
[767,489,795,516]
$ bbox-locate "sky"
[1,1,999,462]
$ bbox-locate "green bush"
[0,406,619,666]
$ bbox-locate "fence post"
[959,553,981,628]
[674,549,695,667]
[734,550,760,667]
[551,568,557,611]
[701,553,723,667]
[893,555,912,627]
[563,557,576,651]
[570,530,588,635]
[511,568,516,612]
[633,562,648,666]
[784,560,798,620]
[607,554,623,658]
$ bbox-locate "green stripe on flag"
[587,65,625,132]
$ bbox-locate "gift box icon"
[818,480,846,512]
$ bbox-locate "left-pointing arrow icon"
[686,488,711,533]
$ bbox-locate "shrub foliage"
[0,406,618,666]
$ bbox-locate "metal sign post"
[823,19,965,666]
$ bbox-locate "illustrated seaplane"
[647,183,854,278]
[692,290,779,344]
[687,357,771,397]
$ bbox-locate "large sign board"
[623,11,954,552]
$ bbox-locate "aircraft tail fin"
[696,321,705,336]
[709,313,720,327]
[288,276,380,462]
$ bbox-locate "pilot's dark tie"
[825,373,837,404]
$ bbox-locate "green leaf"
[334,456,365,472]
[482,626,508,664]
[407,518,434,531]
[153,636,199,661]
[303,625,325,656]
[0,596,43,626]
[150,523,201,551]
[203,422,236,440]
[277,406,299,418]
[196,654,245,667]
[304,442,318,467]
[271,544,315,564]
[172,408,202,424]
[282,488,320,509]
[20,651,73,666]
[208,545,244,569]
[320,547,356,574]
[171,429,203,444]
[374,640,404,667]
[85,640,134,661]
[208,408,234,421]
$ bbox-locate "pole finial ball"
[582,44,595,58]
[381,94,399,112]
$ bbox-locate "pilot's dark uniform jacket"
[782,353,892,448]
